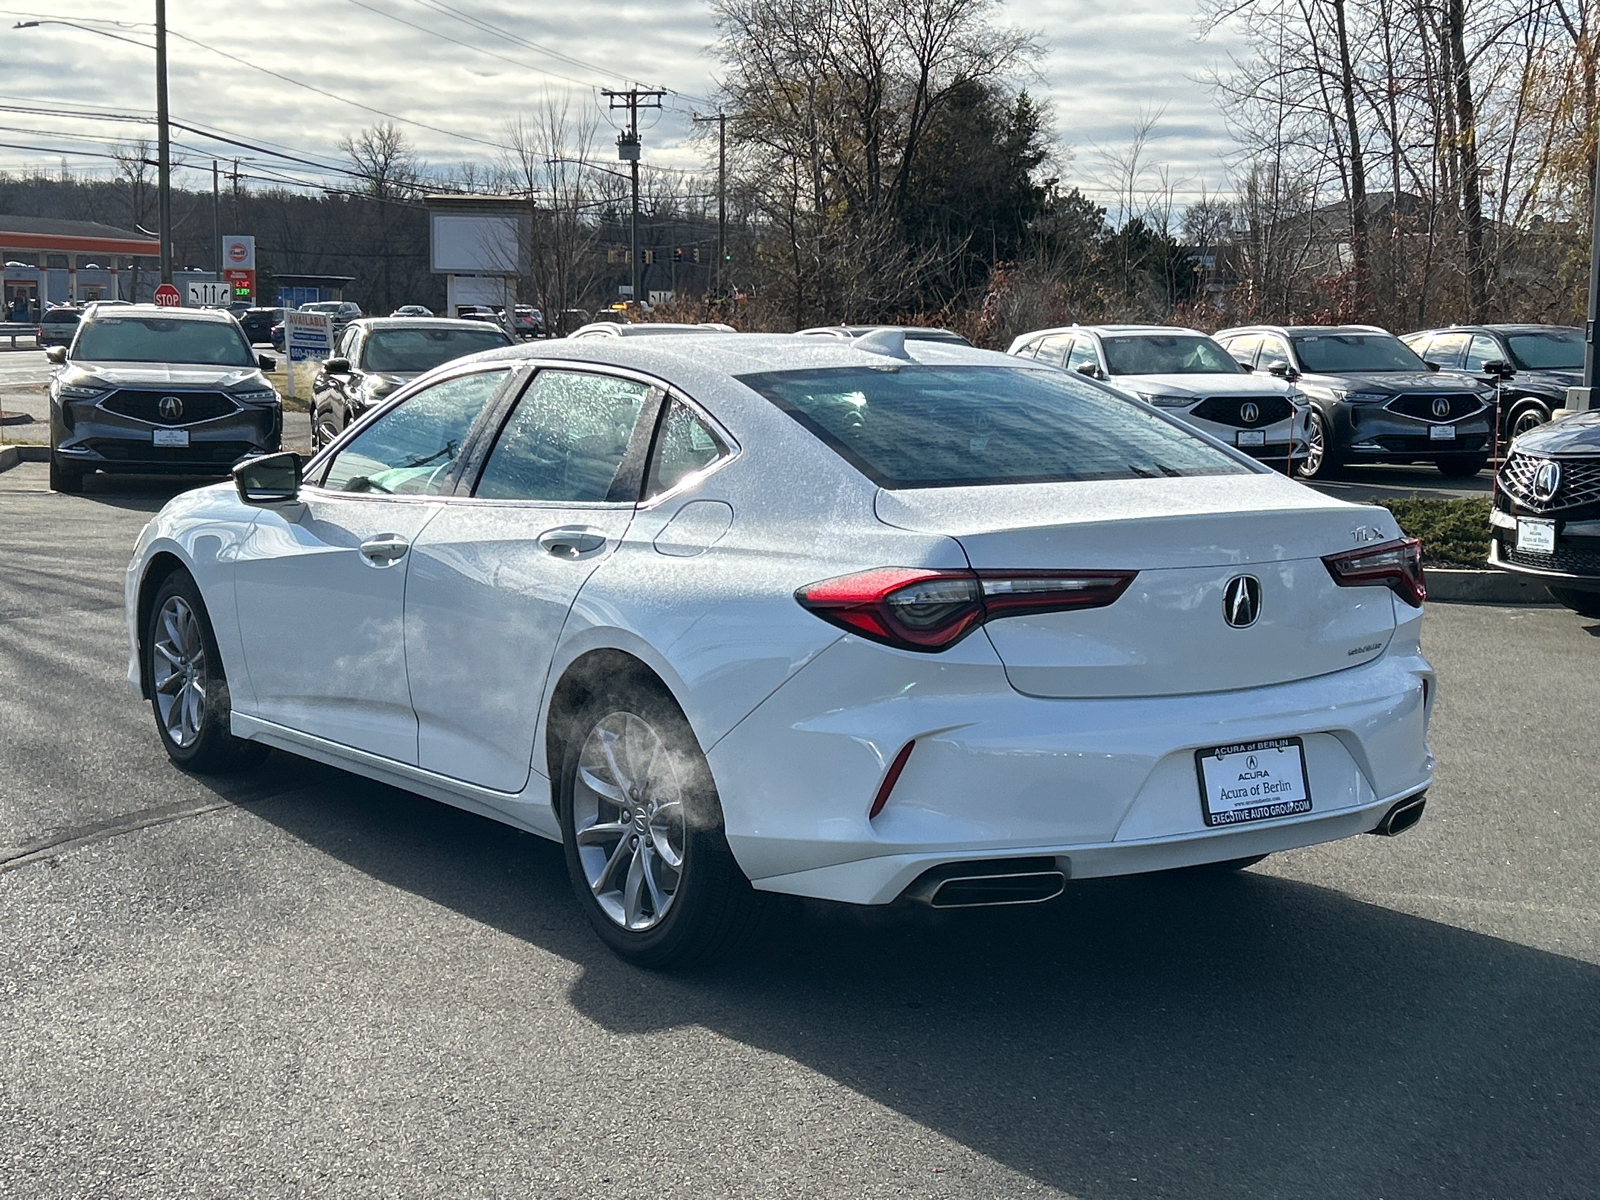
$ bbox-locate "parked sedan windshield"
[1101,334,1243,376]
[739,364,1249,488]
[361,327,511,373]
[72,316,255,366]
[1506,329,1582,370]
[1290,332,1425,373]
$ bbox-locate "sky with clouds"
[0,0,1249,214]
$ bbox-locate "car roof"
[1217,324,1390,337]
[1405,324,1580,336]
[83,303,237,323]
[351,317,510,333]
[570,322,736,337]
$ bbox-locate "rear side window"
[473,369,653,502]
[646,399,727,499]
[738,364,1248,489]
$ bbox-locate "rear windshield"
[1291,332,1424,373]
[73,316,255,366]
[1506,330,1582,370]
[43,310,80,323]
[361,327,511,372]
[1102,334,1242,376]
[738,364,1250,488]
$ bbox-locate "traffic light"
[673,247,683,263]
[642,248,655,265]
[692,247,701,263]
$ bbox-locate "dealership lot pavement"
[1,462,1597,1200]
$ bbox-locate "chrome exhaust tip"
[1371,792,1427,837]
[904,857,1068,908]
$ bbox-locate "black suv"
[1214,324,1495,477]
[1490,412,1600,617]
[310,317,513,449]
[1402,325,1581,440]
[48,305,281,493]
[238,306,286,346]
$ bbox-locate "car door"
[402,366,661,792]
[233,365,513,762]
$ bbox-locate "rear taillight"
[795,567,1136,652]
[1322,537,1425,607]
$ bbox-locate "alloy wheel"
[1511,407,1547,439]
[1298,411,1326,477]
[152,595,207,748]
[572,711,687,931]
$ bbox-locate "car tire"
[557,673,760,968]
[312,403,345,451]
[145,569,268,774]
[1435,454,1488,478]
[1549,587,1600,619]
[48,453,84,494]
[1295,408,1339,479]
[1508,402,1549,441]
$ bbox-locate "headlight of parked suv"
[1135,392,1193,407]
[57,382,111,402]
[1336,389,1391,404]
[231,387,278,404]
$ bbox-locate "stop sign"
[153,283,181,307]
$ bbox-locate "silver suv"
[47,305,282,493]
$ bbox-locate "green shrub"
[1374,496,1491,567]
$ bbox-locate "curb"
[1426,567,1553,605]
[0,444,48,473]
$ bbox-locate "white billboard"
[430,213,524,274]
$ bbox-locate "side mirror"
[1423,360,1442,372]
[1480,359,1515,379]
[1074,362,1101,379]
[1267,363,1300,381]
[233,451,301,505]
[322,357,351,375]
[257,353,276,371]
[45,345,67,365]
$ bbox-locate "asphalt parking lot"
[2,457,1598,1198]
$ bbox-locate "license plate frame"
[1516,517,1556,554]
[1429,424,1456,441]
[1236,430,1267,447]
[1194,737,1313,828]
[152,429,190,448]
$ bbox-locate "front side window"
[1506,329,1583,370]
[1258,337,1293,373]
[73,316,254,366]
[1219,333,1261,368]
[646,400,727,499]
[1426,332,1470,369]
[1034,335,1073,369]
[473,370,653,502]
[1065,338,1099,373]
[1464,334,1505,371]
[739,364,1248,489]
[1101,334,1244,376]
[320,368,509,494]
[361,327,511,373]
[1290,332,1427,373]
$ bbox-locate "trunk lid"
[875,475,1403,698]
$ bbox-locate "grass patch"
[1374,495,1491,567]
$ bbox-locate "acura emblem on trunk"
[1239,401,1260,425]
[1532,460,1561,503]
[1431,396,1451,419]
[1223,575,1262,628]
[158,395,184,421]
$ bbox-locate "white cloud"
[0,0,1245,206]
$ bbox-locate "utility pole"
[155,0,172,284]
[212,160,221,290]
[604,89,664,307]
[692,111,729,297]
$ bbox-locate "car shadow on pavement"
[73,473,225,512]
[237,761,1599,1200]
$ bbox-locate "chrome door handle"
[538,527,607,559]
[359,534,410,565]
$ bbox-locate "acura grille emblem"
[158,395,184,421]
[1431,396,1451,419]
[1222,575,1262,628]
[1532,460,1561,503]
[1239,401,1260,425]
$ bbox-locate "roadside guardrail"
[0,322,39,349]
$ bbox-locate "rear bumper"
[707,629,1434,905]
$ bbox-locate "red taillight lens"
[1322,537,1426,607]
[796,567,1136,652]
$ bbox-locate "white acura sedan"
[125,331,1435,965]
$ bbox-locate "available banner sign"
[283,309,332,400]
